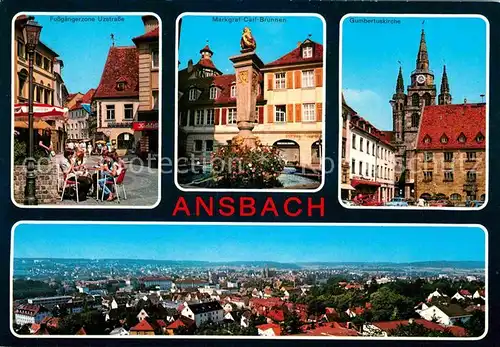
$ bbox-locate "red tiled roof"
[130,319,155,332]
[75,327,87,335]
[265,40,323,67]
[266,309,285,322]
[41,316,60,329]
[132,27,159,44]
[156,319,167,328]
[94,46,139,99]
[417,103,486,150]
[350,115,393,147]
[257,323,281,336]
[299,322,358,336]
[15,304,43,316]
[373,319,466,337]
[166,319,185,329]
[459,289,471,296]
[70,89,95,111]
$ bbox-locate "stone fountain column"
[229,50,264,149]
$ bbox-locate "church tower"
[391,66,406,142]
[438,65,452,105]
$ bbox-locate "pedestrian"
[38,129,55,159]
[68,141,74,151]
[87,143,93,156]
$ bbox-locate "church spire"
[438,65,452,105]
[416,29,429,71]
[396,66,404,93]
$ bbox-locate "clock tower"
[390,27,437,198]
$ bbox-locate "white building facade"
[349,114,396,202]
[14,304,50,326]
[180,301,224,327]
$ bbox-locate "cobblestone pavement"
[58,155,159,207]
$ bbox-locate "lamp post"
[23,19,42,205]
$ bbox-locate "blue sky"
[31,14,145,94]
[14,224,485,263]
[342,16,487,129]
[179,15,324,73]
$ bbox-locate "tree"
[370,287,414,321]
[283,311,302,335]
[389,322,455,337]
[463,311,485,337]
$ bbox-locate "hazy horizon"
[13,224,486,263]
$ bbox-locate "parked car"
[384,197,409,207]
[429,199,454,207]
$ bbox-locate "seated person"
[59,150,91,200]
[97,158,118,201]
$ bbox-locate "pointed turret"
[416,29,429,71]
[396,66,404,94]
[438,65,452,105]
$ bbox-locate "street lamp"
[23,19,42,205]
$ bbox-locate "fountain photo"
[175,13,326,191]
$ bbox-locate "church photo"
[340,14,488,208]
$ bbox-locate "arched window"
[450,193,462,201]
[412,94,419,106]
[411,113,419,128]
[423,93,432,106]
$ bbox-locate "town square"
[12,14,160,206]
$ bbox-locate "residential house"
[165,316,196,335]
[418,303,472,326]
[67,88,95,142]
[299,322,359,336]
[132,15,160,162]
[348,113,396,202]
[140,276,173,291]
[129,319,155,335]
[137,308,149,321]
[427,289,447,302]
[180,301,224,327]
[256,323,281,336]
[15,304,50,326]
[341,92,355,198]
[27,295,72,309]
[94,45,139,155]
[240,310,252,328]
[109,327,129,335]
[473,289,485,300]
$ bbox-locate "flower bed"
[211,137,285,188]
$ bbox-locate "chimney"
[142,15,159,33]
[464,98,467,105]
[187,59,194,73]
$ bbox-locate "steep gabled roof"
[417,103,486,150]
[94,46,139,99]
[265,40,323,67]
[132,27,159,44]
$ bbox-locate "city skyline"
[13,224,485,263]
[342,16,487,130]
[178,15,324,73]
[25,14,147,93]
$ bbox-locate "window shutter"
[258,107,264,124]
[221,109,227,125]
[316,103,323,122]
[295,104,302,122]
[267,105,274,123]
[294,71,302,89]
[215,109,220,125]
[315,68,323,87]
[287,104,294,123]
[286,72,293,89]
[267,74,274,91]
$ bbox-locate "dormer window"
[209,86,217,100]
[188,88,197,101]
[423,135,431,144]
[476,132,485,143]
[440,134,448,144]
[302,45,313,58]
[230,85,236,98]
[116,82,126,91]
[458,133,466,143]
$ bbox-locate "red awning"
[14,103,68,120]
[351,179,381,188]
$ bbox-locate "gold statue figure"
[240,27,257,51]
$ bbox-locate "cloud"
[343,89,392,130]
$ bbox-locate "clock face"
[416,75,426,84]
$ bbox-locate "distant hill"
[14,258,484,270]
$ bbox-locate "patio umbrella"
[14,102,68,121]
[14,119,53,130]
